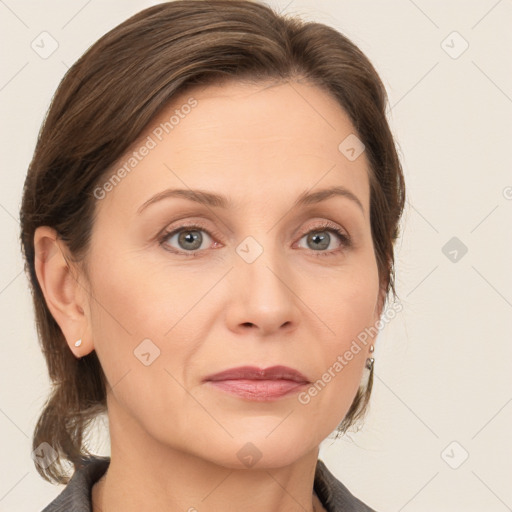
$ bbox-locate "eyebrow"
[137,185,364,214]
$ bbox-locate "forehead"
[159,79,359,156]
[96,79,371,219]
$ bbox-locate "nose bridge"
[229,231,299,332]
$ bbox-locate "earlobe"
[33,226,93,358]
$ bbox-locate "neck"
[94,474,327,512]
[93,397,327,512]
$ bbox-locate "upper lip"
[204,365,310,383]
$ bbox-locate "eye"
[159,223,219,256]
[296,222,351,257]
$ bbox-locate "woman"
[20,1,405,510]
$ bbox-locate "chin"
[208,429,319,470]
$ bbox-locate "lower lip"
[205,379,309,401]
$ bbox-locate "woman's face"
[84,79,383,468]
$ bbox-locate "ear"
[33,226,94,359]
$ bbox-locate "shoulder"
[40,456,110,512]
[314,458,378,512]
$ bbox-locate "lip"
[203,365,310,402]
[203,365,310,383]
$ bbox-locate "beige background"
[1,1,511,510]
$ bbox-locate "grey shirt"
[41,456,377,511]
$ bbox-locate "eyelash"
[158,220,351,258]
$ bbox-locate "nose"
[224,241,301,337]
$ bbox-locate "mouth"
[203,365,310,402]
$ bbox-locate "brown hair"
[20,0,405,484]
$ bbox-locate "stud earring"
[74,339,82,347]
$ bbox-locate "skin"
[34,79,384,512]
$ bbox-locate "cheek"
[311,252,380,344]
[299,255,379,415]
[86,252,216,453]
[87,261,196,433]
[86,243,184,388]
